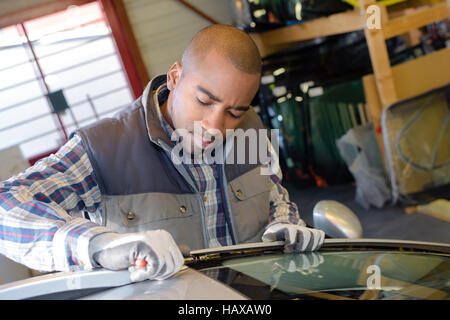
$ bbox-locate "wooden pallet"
[251,0,450,172]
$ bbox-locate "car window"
[196,251,450,300]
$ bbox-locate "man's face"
[163,49,261,153]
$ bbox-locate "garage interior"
[0,0,449,284]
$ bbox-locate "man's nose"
[202,109,225,136]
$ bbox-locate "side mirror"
[313,200,363,239]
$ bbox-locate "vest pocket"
[103,193,196,231]
[228,166,272,243]
[119,193,194,227]
[102,192,206,250]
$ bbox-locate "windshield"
[196,250,450,300]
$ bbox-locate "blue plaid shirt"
[0,88,303,273]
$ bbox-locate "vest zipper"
[218,164,238,245]
[197,194,210,249]
[159,143,209,248]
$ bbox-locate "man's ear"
[166,61,182,91]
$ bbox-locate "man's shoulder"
[74,98,144,137]
[237,106,265,131]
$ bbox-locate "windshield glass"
[197,250,450,300]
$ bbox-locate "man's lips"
[202,140,212,148]
[188,131,214,149]
[196,137,212,149]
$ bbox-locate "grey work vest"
[74,75,272,250]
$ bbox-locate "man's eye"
[196,98,210,106]
[228,111,242,119]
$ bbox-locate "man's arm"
[0,134,111,272]
[263,138,325,252]
[263,136,305,227]
[267,169,306,227]
[0,134,184,281]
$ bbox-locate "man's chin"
[192,142,213,154]
[192,136,216,152]
[189,141,218,157]
[178,131,222,157]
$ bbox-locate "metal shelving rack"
[250,0,450,170]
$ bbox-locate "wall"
[0,0,52,16]
[1,0,234,82]
[122,0,234,78]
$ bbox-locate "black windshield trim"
[188,239,450,263]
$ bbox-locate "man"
[0,25,324,283]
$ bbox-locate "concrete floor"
[284,182,450,244]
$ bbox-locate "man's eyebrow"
[230,106,250,111]
[196,85,250,111]
[196,85,222,102]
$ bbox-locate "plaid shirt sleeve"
[0,134,112,272]
[266,138,306,228]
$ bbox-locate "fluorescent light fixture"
[272,86,287,97]
[295,2,302,20]
[273,67,286,76]
[300,81,314,93]
[277,96,287,104]
[261,74,275,85]
[309,87,324,97]
[253,9,266,18]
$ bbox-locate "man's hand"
[89,230,184,282]
[262,223,325,253]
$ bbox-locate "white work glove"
[89,230,184,282]
[262,223,325,253]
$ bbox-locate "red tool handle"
[134,259,147,268]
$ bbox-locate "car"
[0,201,449,300]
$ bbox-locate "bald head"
[163,25,262,140]
[181,24,262,75]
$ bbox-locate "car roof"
[0,239,449,300]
